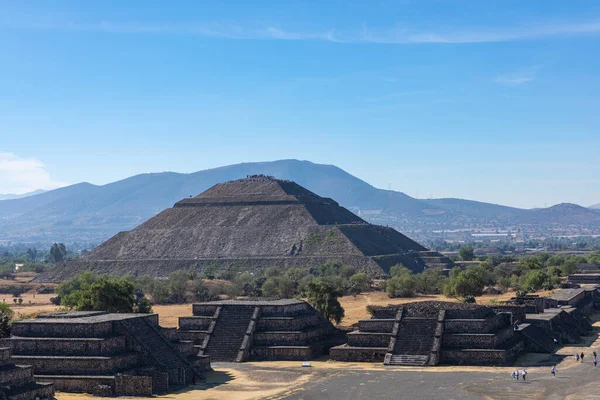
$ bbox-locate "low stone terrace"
[10,311,201,397]
[175,299,339,362]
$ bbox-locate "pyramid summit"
[39,175,452,282]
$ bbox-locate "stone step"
[11,336,127,356]
[387,354,429,366]
[3,381,55,400]
[36,374,115,395]
[0,364,35,387]
[204,306,255,362]
[11,353,139,375]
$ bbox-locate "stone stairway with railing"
[385,313,439,366]
[203,306,256,362]
[118,316,192,386]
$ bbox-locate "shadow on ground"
[171,370,235,393]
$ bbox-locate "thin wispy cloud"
[4,17,600,44]
[0,152,68,194]
[495,67,540,86]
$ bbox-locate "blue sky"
[1,0,600,208]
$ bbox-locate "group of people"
[513,350,599,382]
[575,351,598,367]
[511,369,527,380]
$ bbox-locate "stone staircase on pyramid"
[202,305,256,362]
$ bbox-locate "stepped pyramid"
[39,175,452,281]
[0,346,54,400]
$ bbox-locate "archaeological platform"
[176,299,340,362]
[9,311,205,396]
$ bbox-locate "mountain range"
[1,159,599,244]
[0,190,46,201]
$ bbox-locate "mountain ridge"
[1,159,599,244]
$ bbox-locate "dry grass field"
[5,289,553,328]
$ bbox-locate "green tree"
[167,270,191,303]
[458,246,475,261]
[49,243,67,263]
[414,269,446,294]
[560,259,578,276]
[60,274,150,313]
[0,303,13,337]
[523,270,550,292]
[261,276,295,298]
[349,272,372,293]
[306,278,345,324]
[386,274,417,298]
[444,268,485,298]
[389,264,412,277]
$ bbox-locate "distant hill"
[1,159,599,243]
[590,203,600,210]
[0,189,46,201]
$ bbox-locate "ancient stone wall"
[443,327,515,349]
[490,307,526,324]
[254,328,329,346]
[444,313,511,334]
[252,345,322,360]
[179,317,212,330]
[257,314,320,331]
[329,346,387,362]
[12,336,127,355]
[11,321,114,338]
[191,304,219,316]
[114,374,154,397]
[357,319,394,333]
[37,376,115,395]
[13,353,140,375]
[347,332,390,347]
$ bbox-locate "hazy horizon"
[2,1,600,208]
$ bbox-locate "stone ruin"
[175,299,341,362]
[0,346,54,400]
[39,176,453,282]
[9,311,209,397]
[330,301,525,366]
[495,290,595,352]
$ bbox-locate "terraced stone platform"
[10,311,202,396]
[176,299,340,362]
[0,346,54,400]
[330,301,524,366]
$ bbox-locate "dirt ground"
[54,313,600,400]
[336,289,553,326]
[5,290,553,328]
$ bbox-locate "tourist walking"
[594,351,597,358]
[514,370,519,381]
[581,352,585,362]
[594,356,597,367]
[521,369,527,381]
[551,366,557,377]
[576,353,580,361]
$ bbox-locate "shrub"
[389,264,412,278]
[443,268,484,298]
[458,246,475,261]
[386,275,417,298]
[306,278,345,324]
[462,295,476,304]
[0,303,13,337]
[414,269,446,294]
[349,273,372,293]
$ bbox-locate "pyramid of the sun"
[39,175,452,281]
